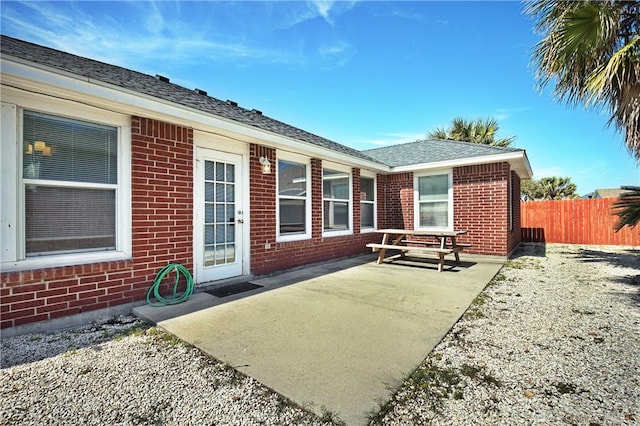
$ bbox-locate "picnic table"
[366,229,469,272]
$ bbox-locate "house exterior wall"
[249,144,380,276]
[380,173,414,229]
[507,170,522,255]
[376,162,517,257]
[1,115,520,331]
[453,162,514,256]
[1,117,194,329]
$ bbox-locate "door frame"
[193,133,250,284]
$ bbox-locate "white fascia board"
[392,151,534,179]
[1,56,389,173]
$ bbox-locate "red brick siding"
[380,172,414,229]
[507,171,522,255]
[1,117,194,329]
[249,145,379,275]
[453,163,511,256]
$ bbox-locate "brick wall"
[249,145,379,275]
[1,117,194,329]
[453,162,511,256]
[381,172,414,229]
[507,170,522,255]
[376,163,514,257]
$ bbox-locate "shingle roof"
[0,35,379,164]
[593,188,632,199]
[363,138,525,167]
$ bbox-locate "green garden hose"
[146,263,195,307]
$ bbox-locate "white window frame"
[276,152,312,242]
[322,161,353,237]
[359,171,377,232]
[414,169,453,231]
[1,96,131,272]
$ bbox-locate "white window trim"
[276,151,312,242]
[359,171,377,233]
[0,97,131,272]
[414,169,453,232]
[322,161,353,237]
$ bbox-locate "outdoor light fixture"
[259,156,271,174]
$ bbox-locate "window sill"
[1,251,132,273]
[276,234,312,243]
[322,230,353,238]
[360,228,377,234]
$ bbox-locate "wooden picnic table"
[366,229,469,272]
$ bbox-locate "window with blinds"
[22,111,118,256]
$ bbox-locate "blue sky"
[2,0,638,195]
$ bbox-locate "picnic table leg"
[451,236,461,263]
[393,234,406,258]
[438,252,444,272]
[376,233,390,264]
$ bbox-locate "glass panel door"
[204,160,236,267]
[196,148,243,282]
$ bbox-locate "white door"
[195,148,244,282]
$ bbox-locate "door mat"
[205,282,263,298]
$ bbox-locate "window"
[415,172,452,230]
[360,176,376,230]
[0,99,130,270]
[23,111,118,255]
[277,157,310,240]
[323,166,352,234]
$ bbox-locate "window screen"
[22,111,118,256]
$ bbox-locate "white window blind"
[22,111,118,256]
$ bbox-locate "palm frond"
[612,186,640,231]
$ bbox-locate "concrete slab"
[134,253,503,425]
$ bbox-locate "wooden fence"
[521,198,639,246]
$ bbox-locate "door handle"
[237,219,244,224]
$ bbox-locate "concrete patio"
[134,252,504,425]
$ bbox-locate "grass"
[464,291,493,320]
[505,257,543,270]
[372,357,502,422]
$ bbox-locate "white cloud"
[366,132,425,147]
[494,107,529,121]
[2,1,359,71]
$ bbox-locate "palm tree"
[427,117,515,147]
[527,0,640,160]
[613,186,640,230]
[537,176,578,200]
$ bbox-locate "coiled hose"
[146,263,195,307]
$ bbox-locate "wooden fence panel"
[521,198,640,246]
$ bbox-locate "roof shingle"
[363,138,524,167]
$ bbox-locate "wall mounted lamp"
[259,156,271,174]
[26,140,53,157]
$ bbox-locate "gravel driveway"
[2,243,639,425]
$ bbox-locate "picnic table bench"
[366,229,469,272]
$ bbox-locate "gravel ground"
[1,243,639,425]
